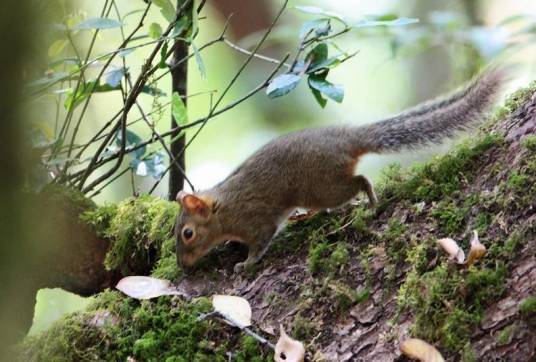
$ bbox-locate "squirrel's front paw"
[233,262,246,274]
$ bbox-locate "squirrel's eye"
[182,228,194,240]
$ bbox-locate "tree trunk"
[168,0,193,200]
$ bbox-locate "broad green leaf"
[192,43,206,80]
[172,92,187,124]
[152,0,175,23]
[300,18,331,39]
[352,17,419,28]
[307,56,341,73]
[308,75,343,103]
[306,43,328,68]
[266,73,301,98]
[148,22,163,39]
[310,87,327,108]
[292,5,344,22]
[48,39,68,57]
[75,17,123,30]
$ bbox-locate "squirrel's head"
[175,191,222,269]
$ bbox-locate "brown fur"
[175,67,507,273]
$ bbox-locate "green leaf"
[192,43,206,80]
[307,56,341,73]
[308,75,343,103]
[310,87,327,108]
[148,22,163,39]
[306,43,328,68]
[172,92,187,124]
[352,17,419,28]
[171,15,190,37]
[293,5,345,22]
[159,41,169,69]
[64,81,120,110]
[300,18,331,39]
[266,73,301,98]
[75,17,123,30]
[152,0,176,23]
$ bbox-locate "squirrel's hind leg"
[354,175,378,207]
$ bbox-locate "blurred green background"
[26,0,536,334]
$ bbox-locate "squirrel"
[175,67,506,273]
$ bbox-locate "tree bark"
[168,1,193,200]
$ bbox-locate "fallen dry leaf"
[437,238,465,264]
[212,295,252,328]
[400,338,445,362]
[466,230,486,266]
[275,324,305,362]
[116,276,180,300]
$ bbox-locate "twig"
[223,38,291,68]
[198,311,275,350]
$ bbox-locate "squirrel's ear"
[176,191,211,218]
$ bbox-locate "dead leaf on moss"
[275,324,305,362]
[437,238,465,264]
[116,276,181,300]
[212,295,252,328]
[400,338,445,362]
[467,230,487,266]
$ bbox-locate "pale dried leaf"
[400,338,445,362]
[116,276,179,300]
[212,295,252,328]
[437,238,465,264]
[467,230,487,266]
[275,324,305,362]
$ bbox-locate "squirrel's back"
[215,67,507,208]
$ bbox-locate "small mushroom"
[400,338,445,362]
[274,324,305,362]
[437,238,465,264]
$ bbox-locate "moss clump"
[20,290,271,361]
[379,134,503,205]
[492,80,536,121]
[382,218,408,264]
[397,262,507,353]
[307,231,349,276]
[519,296,536,316]
[82,195,180,277]
[521,135,536,151]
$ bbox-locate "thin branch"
[223,38,291,68]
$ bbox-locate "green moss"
[307,233,349,276]
[40,183,96,214]
[351,208,372,233]
[432,199,467,235]
[492,81,536,121]
[397,262,507,353]
[20,290,270,361]
[82,195,180,275]
[497,325,514,345]
[382,218,408,264]
[461,343,477,362]
[379,134,503,205]
[292,313,316,341]
[521,135,536,151]
[519,296,536,316]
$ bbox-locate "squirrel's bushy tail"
[358,67,508,153]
